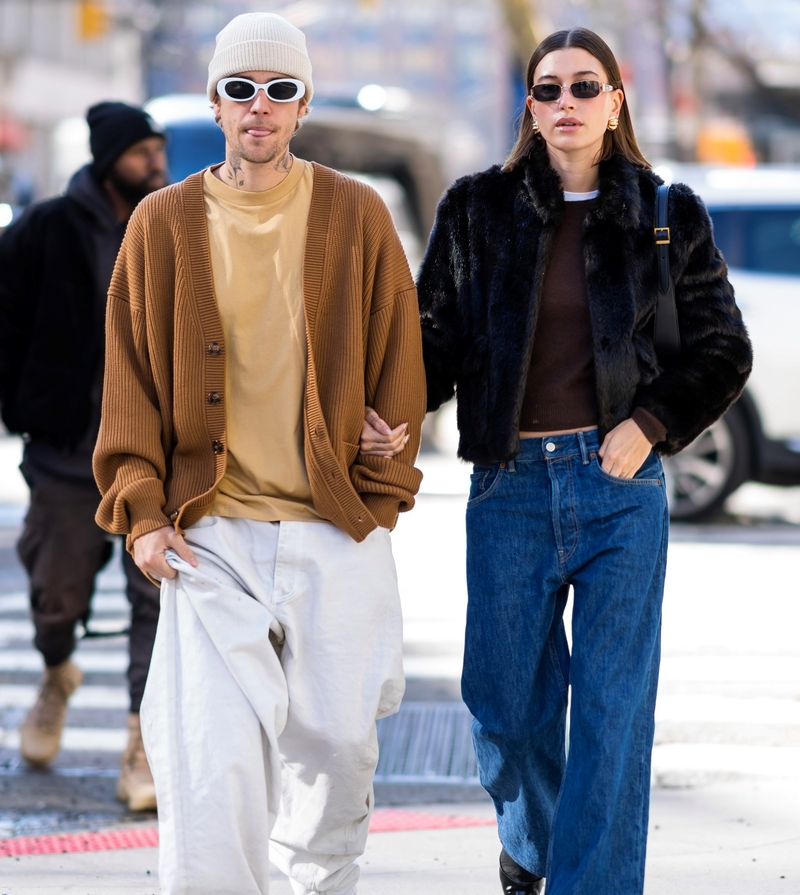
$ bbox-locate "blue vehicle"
[145,95,225,179]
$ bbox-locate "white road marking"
[0,685,128,710]
[403,655,462,679]
[0,593,130,614]
[0,650,128,672]
[0,618,129,644]
[655,694,800,725]
[0,726,127,752]
[660,656,800,682]
[403,653,800,686]
[652,743,800,779]
[0,619,36,642]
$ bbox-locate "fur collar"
[518,144,652,230]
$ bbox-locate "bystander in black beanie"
[87,102,165,180]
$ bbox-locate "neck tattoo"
[225,150,245,189]
[273,150,293,176]
[223,148,293,190]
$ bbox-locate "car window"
[709,208,800,275]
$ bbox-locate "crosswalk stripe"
[0,650,128,672]
[655,694,800,724]
[0,618,130,643]
[0,593,29,610]
[652,743,800,778]
[402,624,466,648]
[0,619,37,641]
[0,727,127,752]
[402,655,462,679]
[402,654,800,683]
[0,685,128,709]
[0,593,130,614]
[660,655,800,682]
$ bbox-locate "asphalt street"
[0,434,799,892]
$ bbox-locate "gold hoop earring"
[607,116,619,131]
[532,119,540,135]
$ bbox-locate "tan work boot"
[20,659,83,766]
[117,713,157,811]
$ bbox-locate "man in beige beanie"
[94,11,426,895]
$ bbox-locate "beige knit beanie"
[207,13,313,103]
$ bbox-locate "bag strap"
[653,183,681,365]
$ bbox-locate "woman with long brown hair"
[361,28,751,894]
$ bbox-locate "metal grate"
[375,702,479,784]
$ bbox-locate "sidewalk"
[2,779,799,894]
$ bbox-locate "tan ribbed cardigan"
[93,164,426,548]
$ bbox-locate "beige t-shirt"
[204,158,321,523]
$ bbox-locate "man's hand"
[360,406,409,458]
[133,525,198,580]
[598,418,652,479]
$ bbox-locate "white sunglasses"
[217,77,306,103]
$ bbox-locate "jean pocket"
[467,464,506,506]
[593,453,664,486]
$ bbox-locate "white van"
[656,165,800,519]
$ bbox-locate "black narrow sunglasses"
[217,77,306,103]
[531,80,615,102]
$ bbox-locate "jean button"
[545,441,556,453]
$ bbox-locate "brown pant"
[17,478,159,712]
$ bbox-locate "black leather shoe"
[499,865,545,894]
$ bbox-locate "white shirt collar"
[563,190,600,201]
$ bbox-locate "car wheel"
[663,404,751,521]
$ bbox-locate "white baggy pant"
[140,516,405,895]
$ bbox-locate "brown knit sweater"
[93,164,426,548]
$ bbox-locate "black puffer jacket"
[0,166,125,451]
[417,146,753,463]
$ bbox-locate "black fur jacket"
[417,145,753,463]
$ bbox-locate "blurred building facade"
[3,0,800,209]
[0,0,145,202]
[549,0,800,164]
[142,0,800,170]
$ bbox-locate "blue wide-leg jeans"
[462,430,669,895]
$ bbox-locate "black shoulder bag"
[653,183,681,366]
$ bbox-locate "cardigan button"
[208,392,221,405]
[212,439,224,454]
[207,342,222,356]
[169,510,178,522]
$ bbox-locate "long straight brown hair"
[504,28,650,172]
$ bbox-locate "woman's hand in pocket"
[360,406,409,458]
[598,419,652,478]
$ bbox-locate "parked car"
[654,164,800,519]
